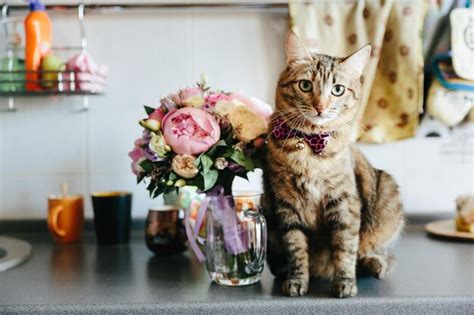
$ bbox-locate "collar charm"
[295,138,305,150]
[272,119,330,155]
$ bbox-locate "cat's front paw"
[332,278,358,298]
[282,278,309,297]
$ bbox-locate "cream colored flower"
[180,87,205,108]
[172,154,199,179]
[214,157,228,170]
[140,119,161,132]
[228,106,268,143]
[215,99,268,143]
[183,95,205,108]
[233,142,245,152]
[149,132,171,158]
[215,99,241,117]
[174,179,187,187]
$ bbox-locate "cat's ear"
[340,44,371,75]
[285,30,312,63]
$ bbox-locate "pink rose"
[205,92,230,107]
[171,93,181,106]
[134,137,147,147]
[229,92,273,121]
[128,140,146,175]
[149,107,165,123]
[162,108,221,155]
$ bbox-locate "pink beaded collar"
[272,119,331,155]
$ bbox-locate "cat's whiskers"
[270,112,300,125]
[269,108,302,123]
[285,115,309,166]
[264,109,303,143]
[279,114,308,159]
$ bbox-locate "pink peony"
[162,108,220,155]
[229,92,273,121]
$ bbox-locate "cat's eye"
[299,80,313,92]
[331,84,345,96]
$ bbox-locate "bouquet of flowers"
[128,76,272,198]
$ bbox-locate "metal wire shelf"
[0,3,99,111]
[0,69,106,94]
[0,90,102,96]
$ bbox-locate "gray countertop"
[0,225,473,314]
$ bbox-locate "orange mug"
[47,195,84,244]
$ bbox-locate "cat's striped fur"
[263,32,404,298]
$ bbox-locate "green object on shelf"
[40,55,66,89]
[0,57,25,93]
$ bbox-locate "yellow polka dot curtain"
[289,0,425,143]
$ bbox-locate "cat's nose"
[315,106,325,115]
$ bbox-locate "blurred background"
[0,0,472,219]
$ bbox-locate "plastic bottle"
[24,0,52,91]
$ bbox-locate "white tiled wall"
[0,7,472,219]
[0,8,287,219]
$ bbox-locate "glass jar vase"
[204,193,267,286]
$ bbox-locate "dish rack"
[0,3,102,111]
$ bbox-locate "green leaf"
[201,154,214,173]
[215,139,228,147]
[224,128,234,145]
[206,139,227,157]
[140,160,155,173]
[230,150,254,171]
[195,153,203,167]
[147,181,157,197]
[144,105,156,116]
[203,169,218,191]
[168,172,178,181]
[137,174,144,184]
[221,149,233,158]
[153,184,168,199]
[188,174,204,190]
[230,149,245,165]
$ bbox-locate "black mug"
[91,192,132,245]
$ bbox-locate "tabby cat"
[263,31,405,298]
